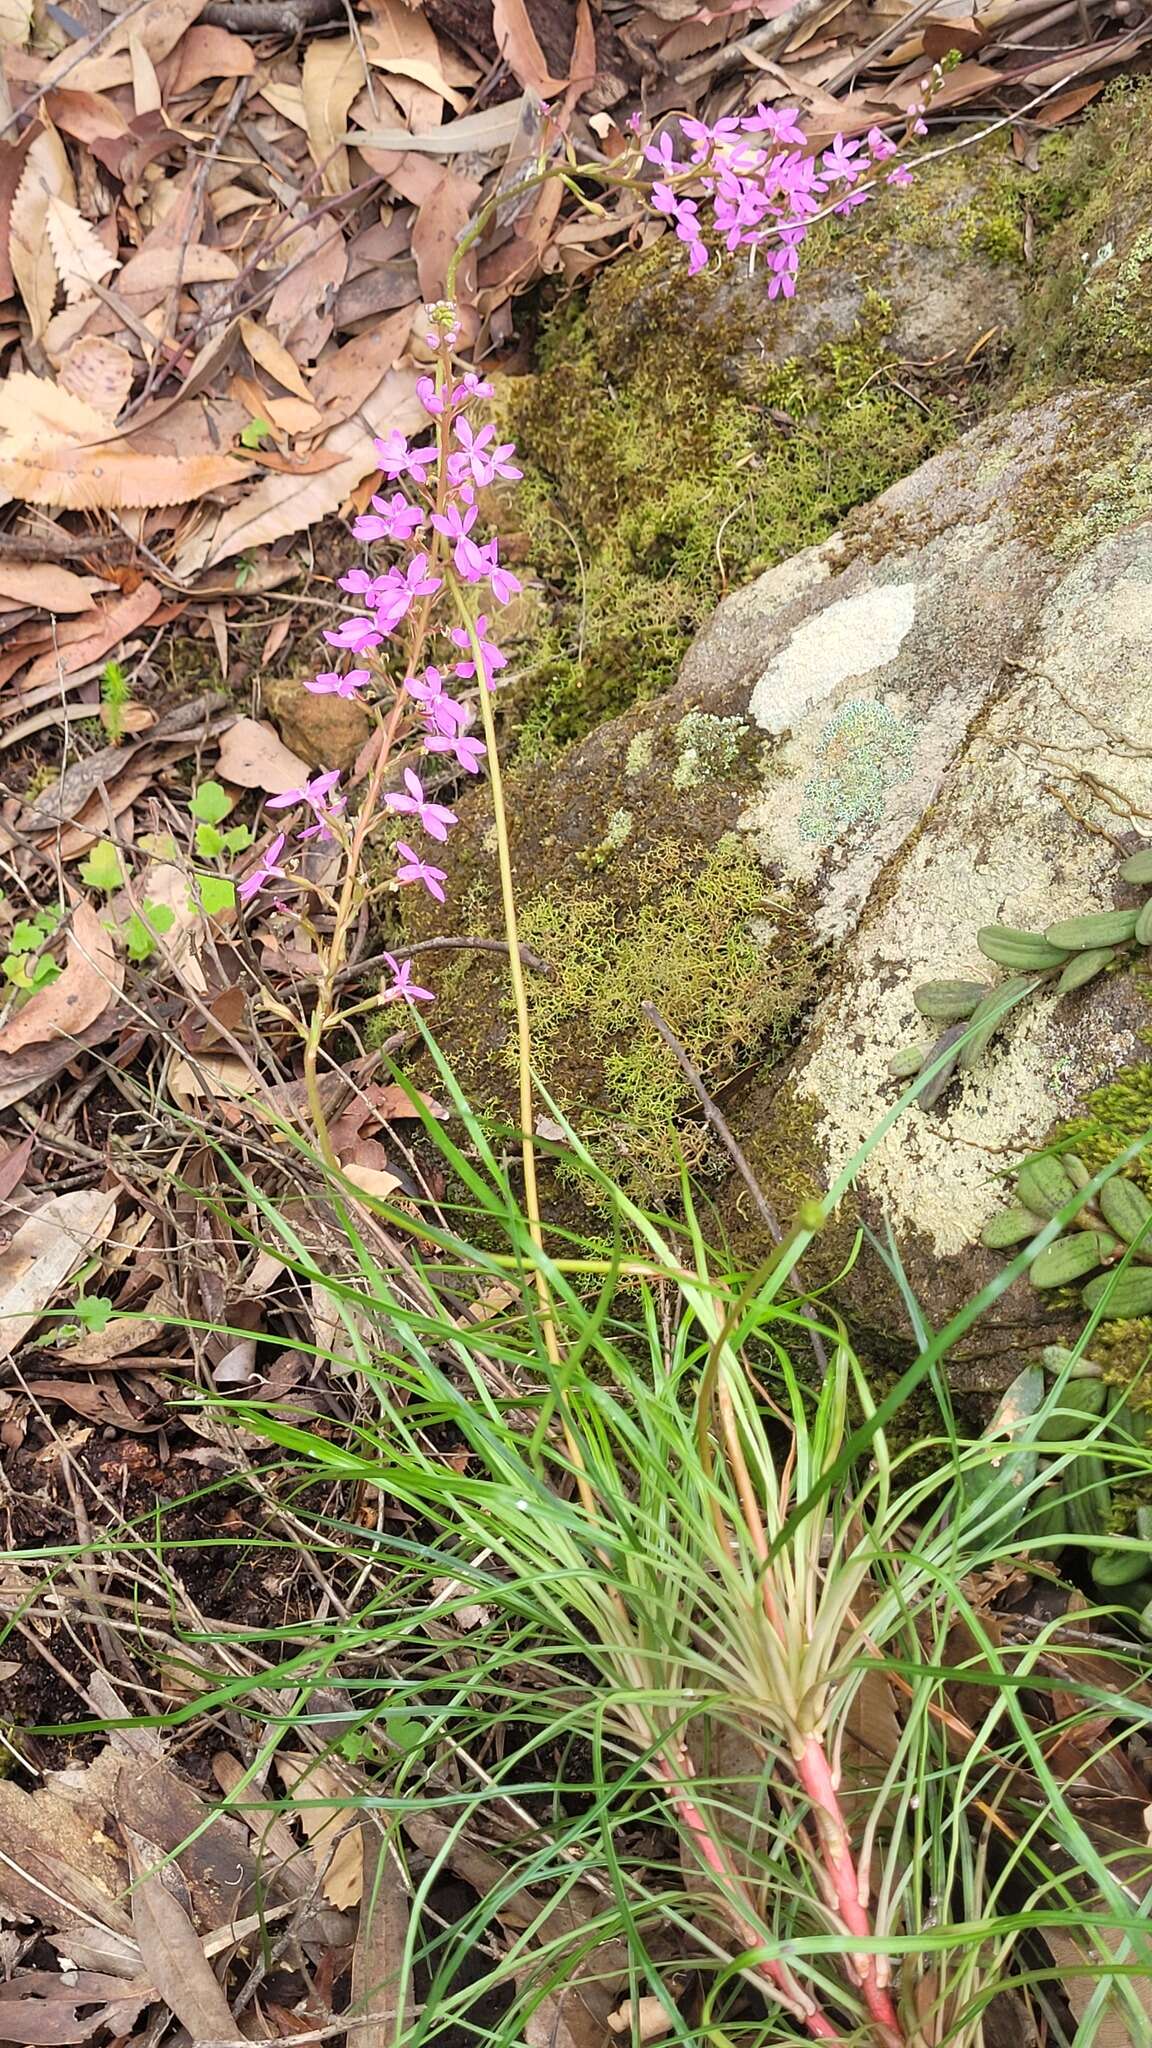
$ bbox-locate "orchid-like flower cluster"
[235,95,927,1007]
[640,100,925,300]
[236,320,523,1006]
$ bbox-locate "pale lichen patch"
[749,583,920,735]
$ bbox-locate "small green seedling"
[79,840,125,893]
[3,903,63,993]
[190,873,237,915]
[121,903,177,962]
[190,782,252,861]
[240,417,272,450]
[100,659,132,744]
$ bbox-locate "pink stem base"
[795,1736,905,2048]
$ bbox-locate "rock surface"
[425,379,1152,1378]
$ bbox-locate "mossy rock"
[401,382,1152,1372]
[1013,79,1152,391]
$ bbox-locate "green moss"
[1014,79,1152,390]
[1057,1049,1152,1197]
[504,275,954,753]
[508,835,814,1200]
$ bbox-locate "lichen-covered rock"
[417,380,1152,1373]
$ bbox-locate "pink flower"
[644,131,683,174]
[384,767,458,842]
[306,667,370,698]
[380,953,434,1004]
[743,104,805,146]
[448,419,522,489]
[369,553,442,632]
[479,542,522,605]
[822,134,864,184]
[887,164,914,187]
[450,614,506,687]
[416,374,447,416]
[395,840,447,903]
[374,429,437,483]
[431,499,489,581]
[268,769,346,843]
[239,832,288,905]
[423,729,487,774]
[323,615,385,653]
[452,371,494,402]
[352,492,426,544]
[866,124,898,162]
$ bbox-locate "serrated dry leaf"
[172,365,421,572]
[45,196,119,302]
[216,715,310,793]
[124,1829,235,2041]
[9,124,75,339]
[0,1188,117,1362]
[239,314,311,401]
[0,369,105,448]
[0,444,247,510]
[58,335,134,420]
[0,902,122,1055]
[302,34,365,195]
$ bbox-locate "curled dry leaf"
[215,715,311,793]
[239,314,312,402]
[44,196,119,302]
[0,1968,150,2045]
[0,901,122,1055]
[9,124,75,340]
[0,1187,118,1362]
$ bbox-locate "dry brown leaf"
[56,0,206,79]
[302,34,365,195]
[0,902,121,1055]
[173,365,421,572]
[362,0,452,127]
[58,335,134,420]
[350,1831,414,2048]
[45,195,119,302]
[492,0,571,95]
[0,1006,124,1115]
[310,309,412,420]
[19,582,162,691]
[216,715,310,793]
[265,218,347,359]
[0,562,96,611]
[239,314,312,402]
[161,22,254,92]
[9,124,75,340]
[129,28,163,115]
[608,1997,675,2040]
[275,1755,363,1909]
[167,1052,251,1108]
[1046,1931,1152,2046]
[0,1969,149,2044]
[0,1188,117,1362]
[124,1829,235,2041]
[118,243,238,296]
[0,369,106,448]
[343,1162,403,1200]
[0,0,32,48]
[411,168,481,305]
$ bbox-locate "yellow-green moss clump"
[503,278,954,754]
[420,835,815,1204]
[1057,1051,1152,1197]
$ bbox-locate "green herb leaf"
[189,780,232,825]
[78,841,124,893]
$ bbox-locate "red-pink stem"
[794,1736,905,2048]
[653,1755,843,2041]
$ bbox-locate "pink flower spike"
[480,541,522,605]
[866,124,898,161]
[394,840,447,903]
[307,667,370,699]
[384,766,458,842]
[239,832,288,906]
[380,953,435,1004]
[423,729,487,774]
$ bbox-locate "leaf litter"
[1,0,1150,2039]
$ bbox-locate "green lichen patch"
[502,279,955,754]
